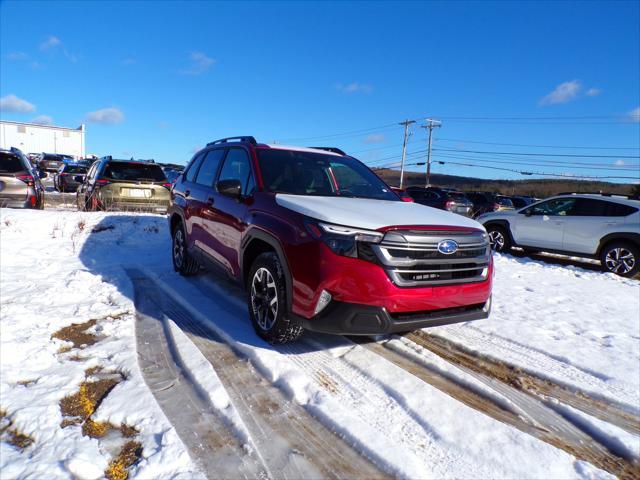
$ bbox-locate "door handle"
[206,197,215,207]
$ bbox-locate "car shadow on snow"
[78,215,341,356]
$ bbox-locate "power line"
[436,137,640,151]
[433,147,640,159]
[382,160,639,181]
[433,153,640,171]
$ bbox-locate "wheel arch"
[597,232,640,257]
[482,219,516,246]
[241,228,294,311]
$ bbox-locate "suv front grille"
[371,230,491,287]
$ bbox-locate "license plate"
[126,188,151,198]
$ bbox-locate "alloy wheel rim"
[251,267,278,331]
[489,231,505,251]
[173,229,184,268]
[605,248,635,274]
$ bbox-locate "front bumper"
[294,296,491,335]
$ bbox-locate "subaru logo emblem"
[437,239,458,255]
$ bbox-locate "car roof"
[257,144,343,156]
[548,193,640,206]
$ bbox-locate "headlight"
[305,220,383,258]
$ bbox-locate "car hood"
[275,194,484,231]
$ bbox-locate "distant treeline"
[373,168,638,198]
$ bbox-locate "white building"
[0,120,86,158]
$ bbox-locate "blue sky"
[1,0,639,182]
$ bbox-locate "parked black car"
[53,164,88,192]
[500,195,536,209]
[39,153,74,173]
[465,191,515,217]
[405,186,474,217]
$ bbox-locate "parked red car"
[168,137,493,343]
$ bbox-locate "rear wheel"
[172,223,200,276]
[600,242,639,277]
[248,252,303,344]
[486,225,512,252]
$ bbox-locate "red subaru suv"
[168,136,492,343]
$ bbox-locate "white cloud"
[336,82,373,94]
[0,94,36,113]
[539,80,582,106]
[586,87,602,97]
[364,133,386,144]
[180,52,215,75]
[40,35,61,51]
[629,107,640,123]
[614,159,626,166]
[85,107,124,125]
[31,115,53,125]
[7,52,28,61]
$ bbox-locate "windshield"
[256,149,398,201]
[0,153,27,174]
[102,162,167,182]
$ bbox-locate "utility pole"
[421,119,441,187]
[398,119,415,189]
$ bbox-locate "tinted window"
[195,149,225,187]
[63,165,88,174]
[185,153,205,183]
[569,198,608,216]
[496,197,514,207]
[257,149,398,200]
[607,202,638,217]
[218,148,253,195]
[530,198,576,216]
[102,162,167,182]
[0,153,27,173]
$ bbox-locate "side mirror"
[524,209,532,217]
[216,179,242,198]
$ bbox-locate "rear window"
[102,162,167,182]
[497,197,514,207]
[0,153,27,173]
[64,166,88,174]
[43,154,63,161]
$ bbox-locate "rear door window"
[195,149,225,187]
[102,163,167,182]
[569,198,608,216]
[185,152,205,183]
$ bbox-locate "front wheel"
[486,225,512,253]
[172,224,200,276]
[600,242,639,277]
[248,252,303,344]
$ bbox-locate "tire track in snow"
[359,334,639,480]
[133,270,387,480]
[405,330,640,436]
[132,274,265,479]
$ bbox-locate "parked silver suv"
[0,147,45,209]
[478,193,640,277]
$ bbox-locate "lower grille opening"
[390,303,486,322]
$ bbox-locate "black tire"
[247,252,303,344]
[172,223,200,276]
[486,225,512,253]
[600,241,639,278]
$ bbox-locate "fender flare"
[597,232,640,256]
[241,227,294,312]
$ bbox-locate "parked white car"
[478,193,640,277]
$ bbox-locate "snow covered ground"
[1,209,638,479]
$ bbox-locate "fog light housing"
[314,290,332,315]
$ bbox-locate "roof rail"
[308,146,347,155]
[558,191,640,200]
[207,136,257,147]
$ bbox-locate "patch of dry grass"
[105,441,143,480]
[1,409,34,451]
[52,319,98,350]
